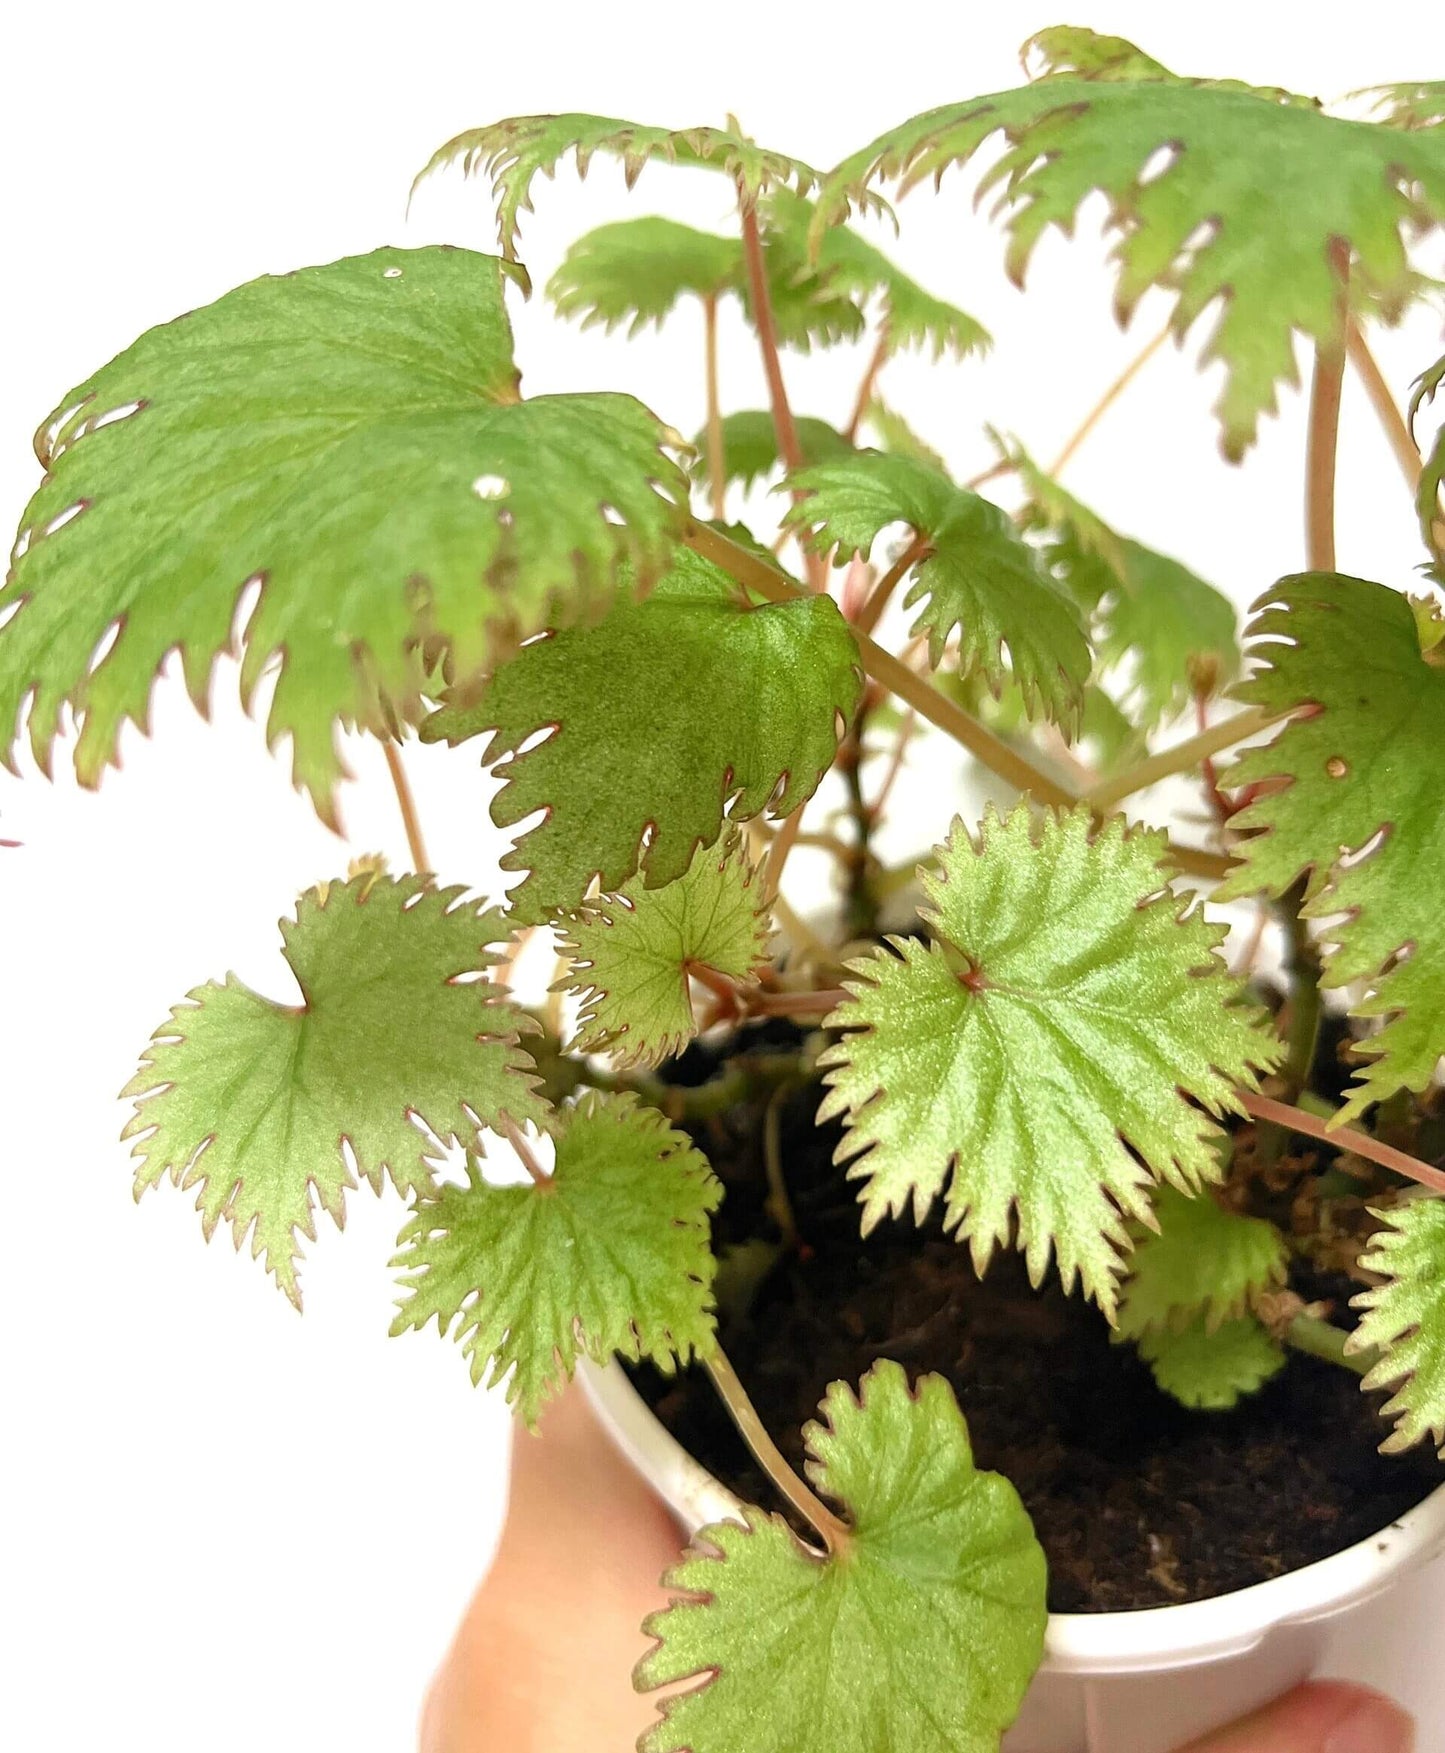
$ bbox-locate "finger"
[421,1387,683,1753]
[1177,1681,1414,1752]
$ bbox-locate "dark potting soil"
[631,1048,1445,1613]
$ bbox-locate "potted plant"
[5,25,1445,1752]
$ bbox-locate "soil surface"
[632,1038,1445,1613]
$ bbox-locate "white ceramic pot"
[581,1359,1445,1751]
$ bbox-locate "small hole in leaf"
[43,499,89,538]
[1138,142,1181,188]
[473,474,510,500]
[383,267,404,279]
[86,619,124,676]
[600,503,626,526]
[87,399,146,435]
[1340,825,1389,869]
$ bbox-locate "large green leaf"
[557,832,771,1069]
[1137,1313,1286,1410]
[416,115,827,290]
[1351,1195,1445,1457]
[763,188,990,360]
[637,1360,1046,1753]
[819,804,1281,1313]
[423,542,861,918]
[700,410,852,490]
[122,874,545,1306]
[3,247,689,819]
[1117,1184,1288,1338]
[1219,575,1445,1119]
[547,217,739,333]
[783,450,1090,728]
[390,1091,719,1426]
[818,28,1445,457]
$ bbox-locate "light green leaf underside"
[547,217,739,333]
[1137,1313,1286,1410]
[416,114,840,291]
[763,187,990,361]
[637,1360,1046,1753]
[701,411,852,491]
[783,450,1090,728]
[558,833,771,1069]
[390,1090,719,1425]
[1004,436,1240,727]
[1219,574,1445,1119]
[818,28,1445,457]
[422,542,861,918]
[122,874,545,1306]
[1117,1184,1288,1339]
[1351,1196,1445,1457]
[3,247,689,819]
[819,803,1281,1314]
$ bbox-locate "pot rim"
[579,1357,1445,1676]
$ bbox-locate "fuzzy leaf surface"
[1117,1185,1288,1338]
[637,1360,1046,1753]
[417,115,826,289]
[558,834,770,1068]
[819,804,1281,1313]
[701,410,852,490]
[1220,575,1445,1118]
[122,875,545,1305]
[390,1091,719,1424]
[1137,1313,1286,1410]
[547,217,739,333]
[818,29,1445,456]
[1351,1196,1445,1457]
[423,543,861,917]
[3,247,688,817]
[784,451,1089,727]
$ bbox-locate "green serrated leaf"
[417,114,826,289]
[783,450,1089,728]
[1117,1185,1288,1339]
[422,542,861,918]
[819,803,1281,1313]
[763,188,990,361]
[557,832,771,1068]
[3,247,688,819]
[636,1360,1046,1753]
[1005,436,1240,729]
[1412,353,1445,578]
[1219,574,1445,1119]
[818,28,1445,457]
[122,874,545,1306]
[547,217,740,334]
[1137,1313,1286,1410]
[1350,1196,1445,1456]
[1359,82,1445,134]
[700,410,853,490]
[863,398,948,473]
[390,1090,719,1425]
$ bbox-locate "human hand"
[421,1389,1415,1752]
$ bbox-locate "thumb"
[1178,1682,1413,1752]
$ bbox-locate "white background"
[2,2,1441,1748]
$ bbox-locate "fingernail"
[1324,1695,1415,1753]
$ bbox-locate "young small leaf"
[547,217,740,333]
[1117,1185,1288,1339]
[818,28,1445,457]
[863,398,948,473]
[418,114,825,287]
[3,247,688,818]
[1219,574,1445,1118]
[783,450,1090,727]
[763,188,990,361]
[819,804,1281,1313]
[1360,82,1445,134]
[423,543,861,918]
[390,1091,719,1425]
[122,875,545,1306]
[1412,353,1444,577]
[636,1360,1046,1753]
[699,410,852,491]
[1351,1196,1445,1457]
[557,833,771,1069]
[1137,1313,1286,1410]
